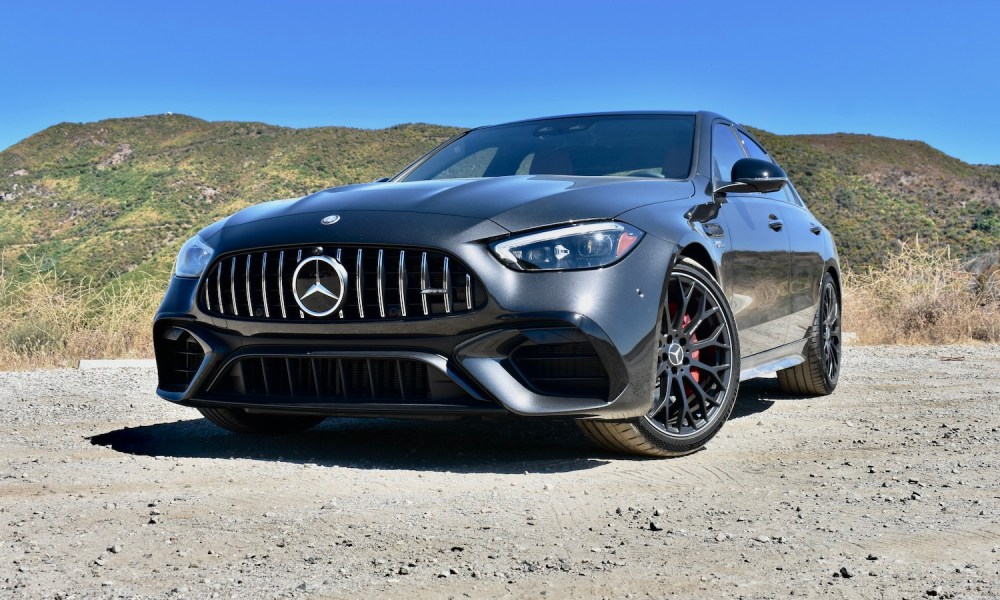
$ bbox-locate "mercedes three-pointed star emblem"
[666,342,685,367]
[292,256,348,317]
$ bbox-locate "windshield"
[400,114,695,181]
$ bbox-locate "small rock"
[840,566,854,579]
[649,522,663,532]
[754,535,770,543]
[108,544,122,554]
[715,533,726,542]
[926,587,941,597]
[398,566,409,575]
[866,554,878,561]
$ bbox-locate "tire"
[578,258,741,457]
[777,272,841,395]
[197,407,326,434]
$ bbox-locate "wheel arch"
[676,242,717,280]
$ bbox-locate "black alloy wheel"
[777,273,841,395]
[579,258,741,456]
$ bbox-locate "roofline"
[477,110,728,130]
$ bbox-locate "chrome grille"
[200,246,485,321]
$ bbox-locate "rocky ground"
[1,345,998,599]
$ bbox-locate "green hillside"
[0,115,460,282]
[0,114,997,285]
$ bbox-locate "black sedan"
[155,111,842,457]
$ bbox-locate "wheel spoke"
[690,323,728,351]
[673,279,695,331]
[683,371,712,418]
[650,370,673,417]
[826,297,839,328]
[689,359,730,388]
[684,305,718,337]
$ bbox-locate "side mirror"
[715,158,788,195]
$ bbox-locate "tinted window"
[737,130,769,161]
[403,115,696,181]
[711,123,746,182]
[735,128,792,203]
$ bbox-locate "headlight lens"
[492,222,644,271]
[174,236,214,278]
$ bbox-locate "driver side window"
[711,123,746,183]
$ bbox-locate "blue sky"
[3,0,999,164]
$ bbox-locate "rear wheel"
[198,407,326,434]
[579,259,741,457]
[777,273,841,395]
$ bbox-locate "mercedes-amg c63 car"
[155,111,842,456]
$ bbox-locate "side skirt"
[738,338,809,382]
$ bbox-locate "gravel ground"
[1,345,999,599]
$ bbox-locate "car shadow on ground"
[89,380,783,474]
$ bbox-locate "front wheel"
[198,407,326,434]
[579,258,741,457]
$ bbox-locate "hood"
[224,175,695,232]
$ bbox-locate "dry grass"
[843,240,1000,344]
[1,241,997,370]
[0,258,166,369]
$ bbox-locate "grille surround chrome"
[199,245,486,321]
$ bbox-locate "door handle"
[768,215,784,232]
[810,224,822,235]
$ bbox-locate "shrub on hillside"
[843,240,1000,344]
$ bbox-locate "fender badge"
[320,214,341,225]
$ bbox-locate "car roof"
[483,111,729,129]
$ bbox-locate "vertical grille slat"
[215,263,224,315]
[244,255,252,316]
[376,249,386,318]
[336,248,345,319]
[229,257,239,316]
[261,252,270,318]
[397,250,408,317]
[420,252,429,316]
[465,273,472,310]
[442,256,452,314]
[201,245,483,322]
[356,249,365,319]
[296,250,304,320]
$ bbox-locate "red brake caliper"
[668,304,701,387]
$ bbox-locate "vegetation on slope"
[749,128,1000,266]
[0,114,998,366]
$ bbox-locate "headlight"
[492,222,644,271]
[174,236,214,278]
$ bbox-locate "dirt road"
[2,345,998,599]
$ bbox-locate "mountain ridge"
[1,114,997,284]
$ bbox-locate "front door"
[711,122,792,357]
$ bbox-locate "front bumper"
[154,213,676,420]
